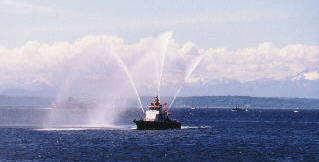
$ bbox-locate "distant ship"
[134,96,181,130]
[231,106,248,112]
[293,107,301,113]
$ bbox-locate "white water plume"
[45,33,179,127]
[108,49,144,113]
[46,42,146,127]
[169,55,205,109]
[157,32,172,98]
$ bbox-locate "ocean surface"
[0,108,318,161]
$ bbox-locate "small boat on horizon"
[231,106,248,112]
[293,107,301,113]
[134,96,181,130]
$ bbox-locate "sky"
[1,0,318,48]
[0,0,318,98]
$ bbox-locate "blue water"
[0,108,318,161]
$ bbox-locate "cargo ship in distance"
[134,96,181,130]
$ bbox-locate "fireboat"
[134,96,181,130]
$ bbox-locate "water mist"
[156,32,172,98]
[169,55,205,109]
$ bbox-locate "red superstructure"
[134,96,181,130]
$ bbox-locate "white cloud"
[304,71,319,80]
[0,33,318,97]
[200,42,319,83]
[186,76,204,84]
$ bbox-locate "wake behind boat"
[134,96,181,130]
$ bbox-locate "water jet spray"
[157,32,172,99]
[168,55,205,110]
[108,49,144,113]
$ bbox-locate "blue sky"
[0,0,318,48]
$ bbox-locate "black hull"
[231,108,247,111]
[134,120,181,130]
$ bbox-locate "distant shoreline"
[1,95,319,109]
